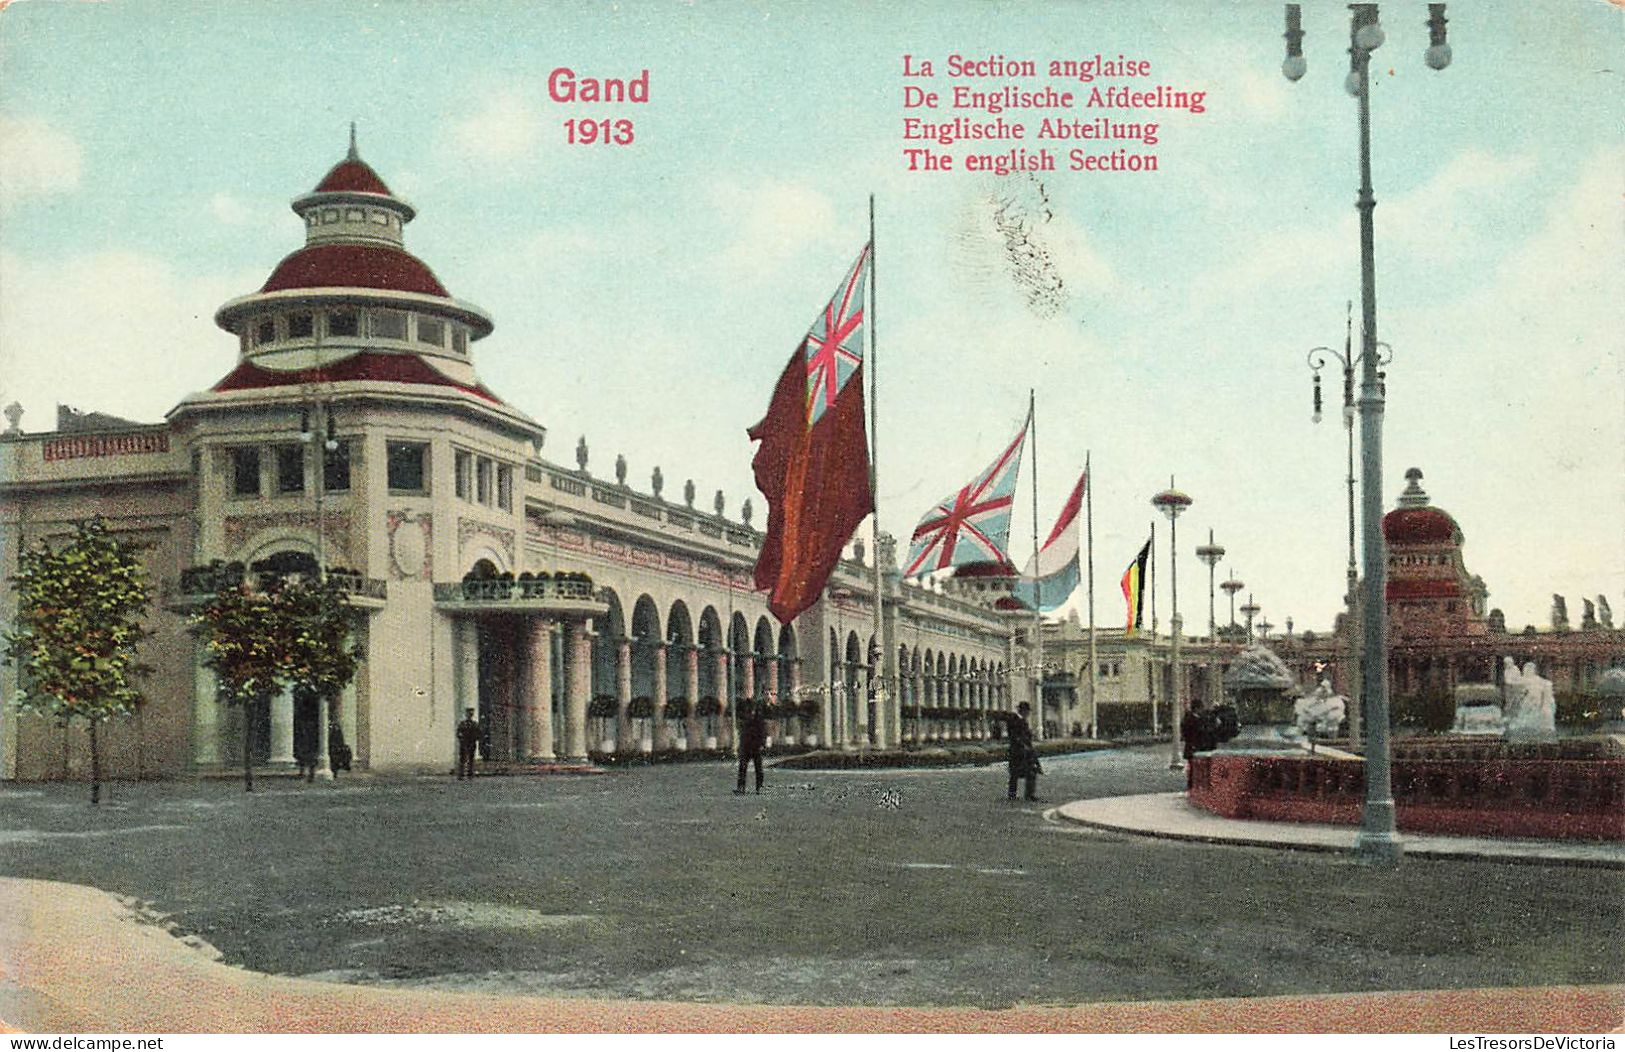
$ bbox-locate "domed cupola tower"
[1381,468,1488,640]
[206,128,505,400]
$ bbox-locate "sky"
[1,0,1620,635]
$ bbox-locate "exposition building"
[0,143,1054,782]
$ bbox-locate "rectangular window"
[287,313,314,339]
[256,318,276,345]
[327,311,359,337]
[371,310,407,340]
[370,211,389,226]
[497,464,513,511]
[345,208,364,222]
[476,457,492,505]
[454,450,472,500]
[276,445,305,494]
[232,447,261,497]
[323,441,351,492]
[451,328,468,355]
[322,209,339,223]
[387,441,428,493]
[417,317,444,347]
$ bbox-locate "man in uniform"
[456,707,481,780]
[734,699,767,795]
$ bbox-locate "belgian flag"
[1120,537,1152,635]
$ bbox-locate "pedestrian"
[328,714,352,775]
[1006,701,1041,802]
[734,699,766,795]
[1180,697,1212,788]
[456,707,480,780]
[293,687,320,783]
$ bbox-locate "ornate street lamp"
[1282,2,1450,865]
[1240,594,1260,645]
[1221,571,1244,635]
[1151,478,1192,770]
[1195,530,1225,708]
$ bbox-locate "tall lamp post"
[1240,594,1260,645]
[299,400,340,782]
[1195,531,1225,708]
[1282,2,1450,864]
[1305,301,1387,749]
[1221,572,1244,638]
[1151,479,1192,770]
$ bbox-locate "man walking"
[1007,701,1040,802]
[734,699,767,795]
[456,707,481,780]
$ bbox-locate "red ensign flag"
[749,246,875,623]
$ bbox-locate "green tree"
[3,518,152,805]
[192,579,292,792]
[279,574,364,768]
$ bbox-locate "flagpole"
[868,193,889,750]
[1028,390,1043,742]
[1149,518,1158,735]
[1086,451,1096,739]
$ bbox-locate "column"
[563,619,590,761]
[315,696,332,780]
[457,618,480,727]
[652,643,669,752]
[193,656,220,766]
[712,649,731,749]
[685,645,701,748]
[615,637,633,753]
[767,657,785,743]
[526,620,555,761]
[269,687,294,764]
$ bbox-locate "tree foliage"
[191,571,364,790]
[3,518,153,803]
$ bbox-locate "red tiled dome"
[1382,506,1458,545]
[211,353,501,404]
[313,158,392,195]
[261,243,448,297]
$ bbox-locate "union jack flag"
[803,244,871,427]
[902,417,1029,577]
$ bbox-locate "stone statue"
[1488,608,1507,633]
[1600,596,1614,629]
[651,466,664,499]
[713,489,725,517]
[853,537,866,565]
[1551,594,1569,631]
[1582,598,1598,630]
[614,453,627,486]
[683,479,695,508]
[575,436,589,473]
[1505,660,1557,743]
[1293,679,1345,739]
[740,498,753,528]
[2,402,22,437]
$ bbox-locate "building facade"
[0,143,1036,781]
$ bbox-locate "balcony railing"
[172,566,387,602]
[432,576,598,604]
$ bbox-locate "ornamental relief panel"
[457,517,515,568]
[386,510,432,581]
[529,523,751,590]
[223,511,351,565]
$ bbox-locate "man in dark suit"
[734,700,767,795]
[1007,701,1040,802]
[456,707,481,780]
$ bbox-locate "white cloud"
[0,250,255,427]
[206,192,257,226]
[448,90,544,171]
[711,178,843,276]
[0,116,82,211]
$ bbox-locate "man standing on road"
[734,699,767,795]
[1007,701,1040,802]
[456,707,481,780]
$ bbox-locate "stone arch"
[729,611,751,706]
[590,587,626,704]
[753,616,776,702]
[630,595,662,702]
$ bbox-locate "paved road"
[1,746,1619,1009]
